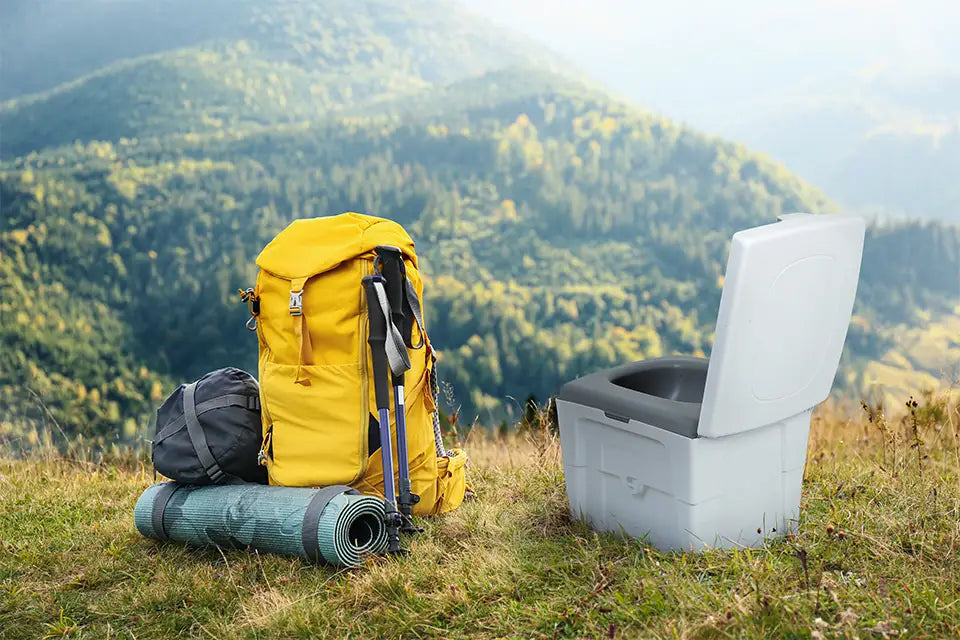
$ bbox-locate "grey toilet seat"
[558,357,707,439]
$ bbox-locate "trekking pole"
[374,246,421,533]
[362,274,404,555]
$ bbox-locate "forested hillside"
[1,0,958,448]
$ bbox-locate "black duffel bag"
[152,367,267,485]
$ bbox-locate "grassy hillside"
[2,394,959,639]
[1,0,958,450]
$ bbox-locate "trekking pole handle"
[375,246,408,387]
[362,275,390,412]
[374,245,410,356]
[374,246,406,327]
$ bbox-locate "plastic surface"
[134,482,387,567]
[558,358,707,439]
[557,400,810,550]
[698,213,865,438]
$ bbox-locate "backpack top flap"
[256,212,417,280]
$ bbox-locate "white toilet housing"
[556,213,866,551]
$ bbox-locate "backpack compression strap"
[430,353,449,457]
[289,276,315,385]
[150,482,180,541]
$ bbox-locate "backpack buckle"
[289,290,303,316]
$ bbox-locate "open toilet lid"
[697,213,866,438]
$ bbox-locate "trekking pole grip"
[375,245,409,365]
[375,246,406,322]
[362,275,390,411]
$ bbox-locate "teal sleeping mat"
[134,482,387,567]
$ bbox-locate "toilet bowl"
[556,212,866,550]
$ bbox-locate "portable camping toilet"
[556,212,866,551]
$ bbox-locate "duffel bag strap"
[153,393,259,445]
[183,381,233,484]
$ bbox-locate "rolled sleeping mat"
[134,482,387,567]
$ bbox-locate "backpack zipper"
[258,426,273,467]
[256,306,274,470]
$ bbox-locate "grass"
[1,392,959,639]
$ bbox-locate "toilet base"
[557,400,811,551]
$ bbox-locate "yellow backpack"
[243,212,468,515]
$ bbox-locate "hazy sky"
[460,0,959,63]
[460,0,960,124]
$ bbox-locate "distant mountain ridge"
[0,0,569,101]
[705,66,960,224]
[0,0,573,160]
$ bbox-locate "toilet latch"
[604,411,630,423]
[624,475,649,497]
